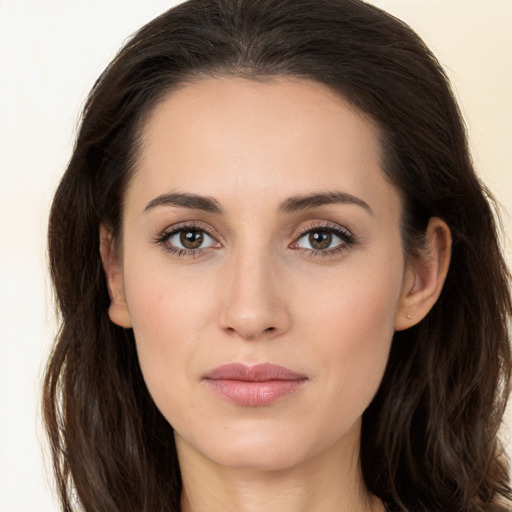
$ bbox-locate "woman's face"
[107,77,416,471]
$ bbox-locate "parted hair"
[44,0,512,510]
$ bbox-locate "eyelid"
[294,220,352,237]
[154,221,222,256]
[156,220,219,239]
[153,219,357,259]
[290,220,358,255]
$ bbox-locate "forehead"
[127,77,399,218]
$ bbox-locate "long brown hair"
[44,0,512,510]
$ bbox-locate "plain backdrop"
[1,1,511,510]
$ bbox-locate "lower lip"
[205,379,307,406]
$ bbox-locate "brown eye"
[163,227,220,253]
[308,231,332,250]
[180,229,204,249]
[293,225,355,254]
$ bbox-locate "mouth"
[202,363,308,407]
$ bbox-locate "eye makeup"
[290,221,358,258]
[153,221,221,258]
[153,219,358,260]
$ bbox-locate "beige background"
[0,1,510,510]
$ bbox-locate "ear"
[99,224,132,328]
[395,217,452,331]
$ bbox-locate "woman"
[43,0,512,510]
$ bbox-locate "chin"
[175,417,358,474]
[210,443,310,472]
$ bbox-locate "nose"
[218,249,291,340]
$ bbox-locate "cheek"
[125,251,218,338]
[296,255,403,347]
[122,262,217,412]
[294,260,403,418]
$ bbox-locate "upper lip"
[203,363,307,382]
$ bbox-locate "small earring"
[406,313,412,319]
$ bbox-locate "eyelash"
[292,221,357,258]
[154,222,219,258]
[154,221,357,259]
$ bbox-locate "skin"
[101,77,451,512]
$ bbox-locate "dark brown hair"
[44,0,512,510]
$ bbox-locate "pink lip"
[203,363,308,407]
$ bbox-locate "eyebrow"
[144,190,373,216]
[144,192,222,214]
[279,191,374,215]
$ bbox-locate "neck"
[177,423,383,512]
